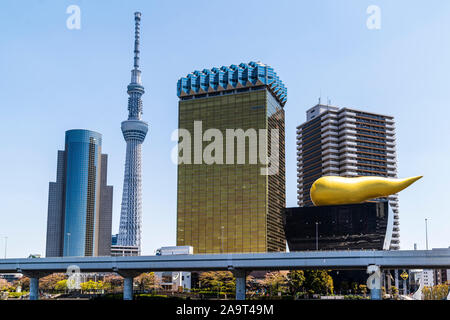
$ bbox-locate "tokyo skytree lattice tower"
[117,12,148,253]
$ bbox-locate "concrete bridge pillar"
[371,287,382,300]
[19,271,50,300]
[116,270,141,300]
[367,265,382,300]
[29,277,39,300]
[233,270,247,300]
[123,277,134,300]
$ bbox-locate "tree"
[246,275,256,291]
[54,280,67,292]
[199,271,235,294]
[359,284,367,296]
[80,280,104,293]
[96,281,105,291]
[0,279,11,291]
[324,272,334,295]
[80,280,93,292]
[40,273,67,291]
[199,271,220,291]
[423,284,449,300]
[422,286,432,300]
[103,274,123,293]
[14,277,29,291]
[434,284,449,300]
[351,282,359,294]
[391,286,399,299]
[303,270,334,295]
[286,270,305,295]
[260,272,288,296]
[135,272,161,292]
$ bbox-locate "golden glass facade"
[176,88,286,254]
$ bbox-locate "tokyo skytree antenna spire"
[117,12,148,253]
[133,12,141,69]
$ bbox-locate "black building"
[283,202,393,251]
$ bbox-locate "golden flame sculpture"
[310,176,422,206]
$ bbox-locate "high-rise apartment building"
[45,129,113,257]
[176,61,287,254]
[433,269,448,285]
[422,269,435,287]
[296,104,400,249]
[117,12,148,253]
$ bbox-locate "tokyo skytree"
[117,12,148,253]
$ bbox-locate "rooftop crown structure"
[177,61,287,105]
[117,12,148,253]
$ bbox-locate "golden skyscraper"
[175,62,286,254]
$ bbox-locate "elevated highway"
[1,248,449,300]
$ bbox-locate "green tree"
[80,280,104,293]
[436,284,449,300]
[391,286,399,299]
[351,282,359,294]
[199,271,235,294]
[425,284,450,300]
[286,270,305,295]
[423,286,432,300]
[54,280,67,292]
[80,280,94,292]
[303,270,334,295]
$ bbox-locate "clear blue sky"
[0,0,449,258]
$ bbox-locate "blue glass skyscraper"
[63,130,101,257]
[45,129,113,257]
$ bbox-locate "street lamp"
[315,222,319,251]
[220,226,224,253]
[425,218,429,250]
[67,232,71,256]
[1,236,7,259]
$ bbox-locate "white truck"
[155,246,193,292]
